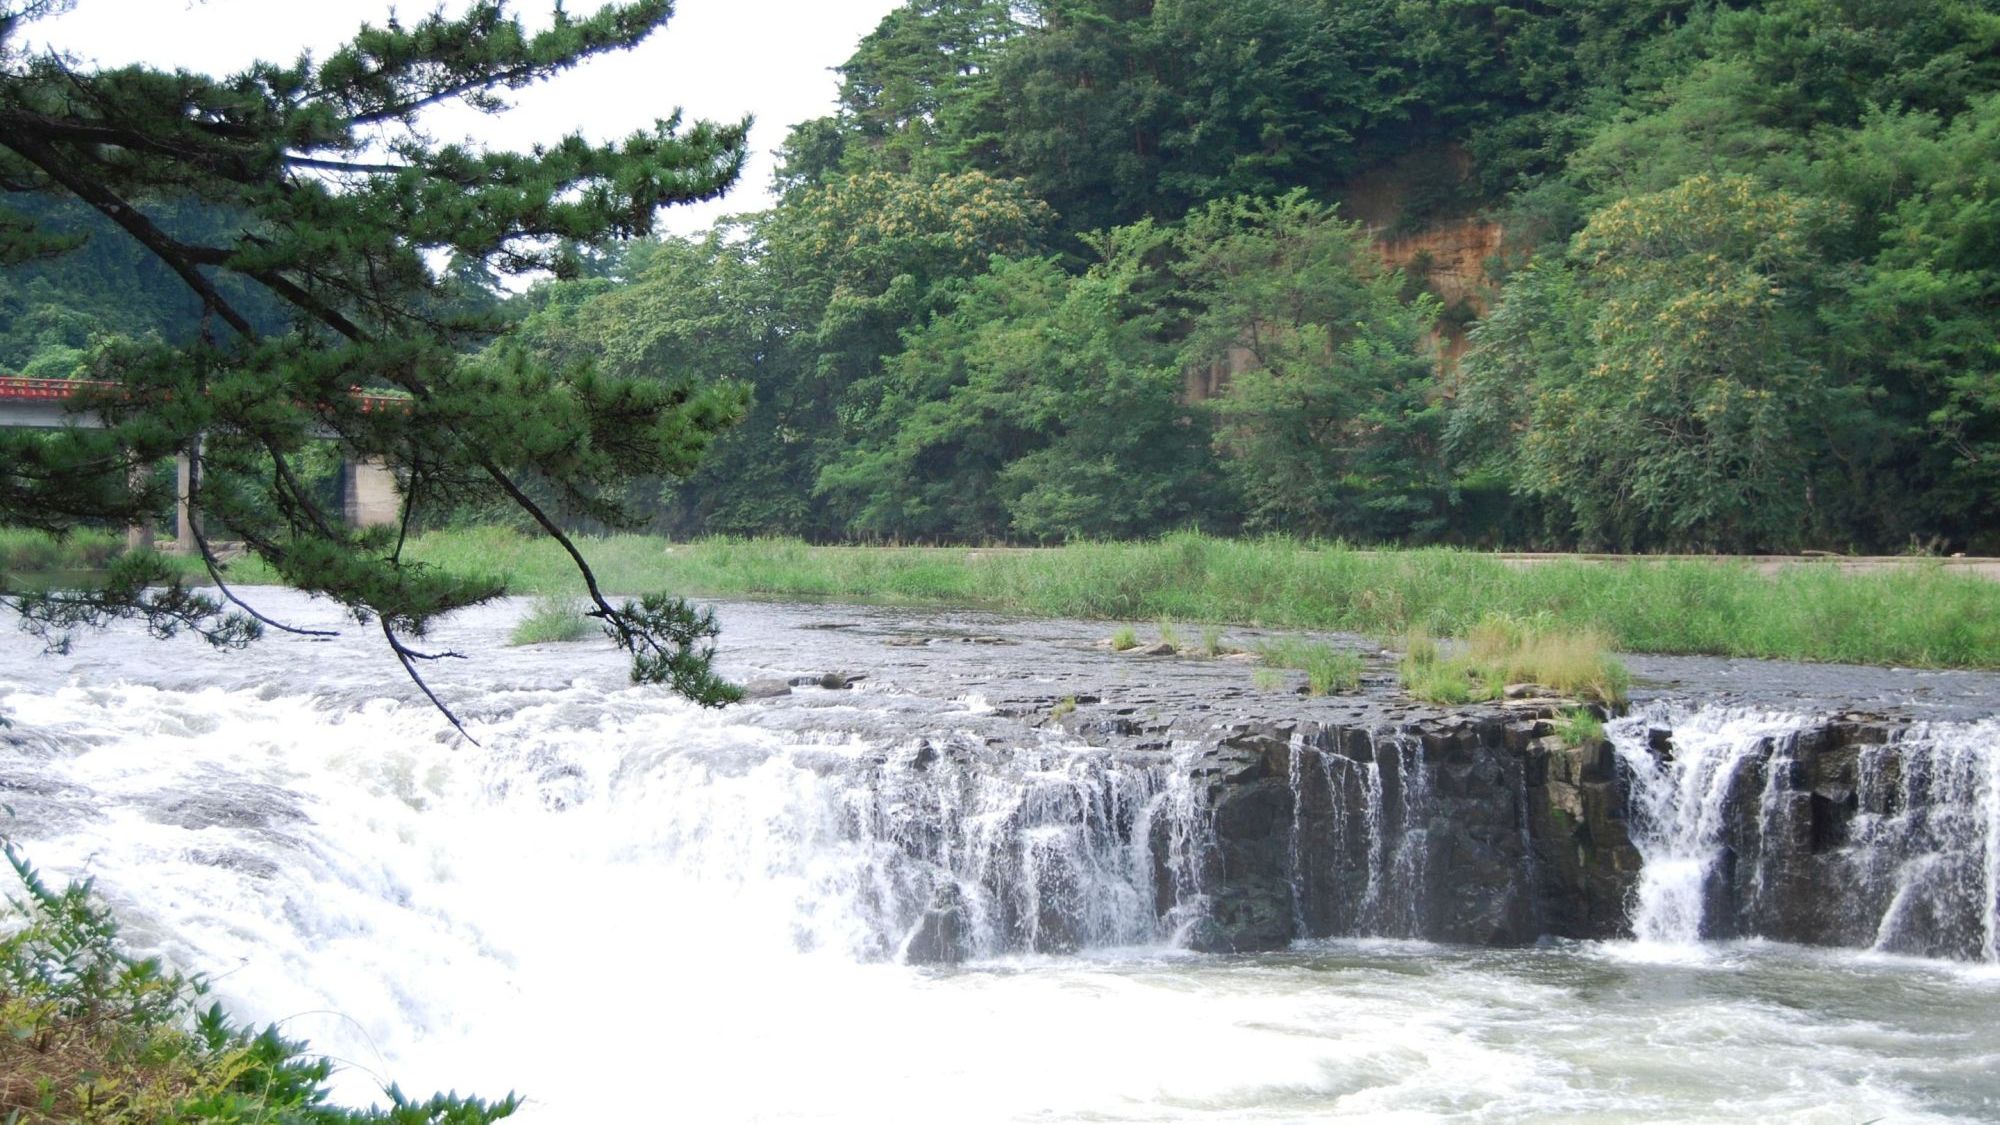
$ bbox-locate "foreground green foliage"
[363,531,2000,670]
[0,840,514,1123]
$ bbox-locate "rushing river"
[2,591,1997,1122]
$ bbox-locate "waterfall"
[1611,704,2000,960]
[9,598,2000,1121]
[1285,729,1433,940]
[1609,706,1803,945]
[1853,721,2000,961]
[0,677,1221,976]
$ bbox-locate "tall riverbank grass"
[391,530,2000,669]
[0,527,124,576]
[10,527,2000,669]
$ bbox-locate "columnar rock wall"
[1178,708,1997,960]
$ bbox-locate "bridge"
[0,375,403,551]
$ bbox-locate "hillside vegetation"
[13,1,2000,556]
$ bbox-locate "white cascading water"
[0,658,1216,1117]
[1610,702,2000,961]
[5,600,1999,1121]
[1856,720,2000,961]
[1608,705,1806,946]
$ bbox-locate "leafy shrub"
[0,839,517,1123]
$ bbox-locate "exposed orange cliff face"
[1181,148,1505,402]
[1374,217,1505,372]
[1342,145,1504,374]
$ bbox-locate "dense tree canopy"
[12,0,2000,555]
[0,0,751,717]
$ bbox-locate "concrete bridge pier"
[175,450,199,554]
[165,453,399,556]
[342,456,401,530]
[126,460,156,552]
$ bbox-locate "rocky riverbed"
[4,592,1998,1121]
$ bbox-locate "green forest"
[11,0,2000,553]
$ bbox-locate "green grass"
[0,527,127,579]
[1110,625,1138,651]
[1552,706,1607,747]
[1400,616,1630,705]
[1156,619,1184,653]
[1255,636,1365,695]
[507,593,597,646]
[370,530,2000,668]
[14,527,2000,669]
[1199,624,1229,657]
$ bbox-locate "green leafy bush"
[1,839,516,1124]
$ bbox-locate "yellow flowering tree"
[1469,174,1836,550]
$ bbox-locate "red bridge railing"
[0,375,410,414]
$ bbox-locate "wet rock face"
[1524,732,1641,940]
[1183,710,1993,955]
[1187,712,1634,952]
[1641,718,1996,960]
[1186,731,1294,952]
[904,883,970,965]
[701,600,1994,959]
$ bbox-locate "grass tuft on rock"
[507,594,597,646]
[1256,637,1364,695]
[1552,706,1607,747]
[1400,616,1629,705]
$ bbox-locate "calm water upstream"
[2,591,1995,1122]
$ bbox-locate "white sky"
[24,0,906,233]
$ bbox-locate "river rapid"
[2,590,1996,1122]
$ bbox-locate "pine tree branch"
[475,454,618,618]
[342,64,549,128]
[284,155,414,175]
[0,131,258,337]
[184,480,339,641]
[0,106,263,181]
[380,617,478,746]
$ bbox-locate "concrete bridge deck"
[0,375,405,549]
